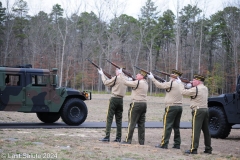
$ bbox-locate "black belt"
[112,94,123,98]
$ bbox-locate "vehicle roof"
[0,67,50,73]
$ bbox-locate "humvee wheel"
[36,112,61,123]
[208,106,231,139]
[60,98,88,125]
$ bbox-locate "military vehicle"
[208,77,240,138]
[0,64,91,125]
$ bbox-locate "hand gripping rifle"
[87,58,112,79]
[153,69,191,83]
[134,66,165,82]
[106,59,136,81]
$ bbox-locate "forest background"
[0,0,240,96]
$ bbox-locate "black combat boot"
[185,150,197,154]
[99,137,110,142]
[204,150,212,154]
[172,145,180,149]
[113,138,121,142]
[155,144,168,149]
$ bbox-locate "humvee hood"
[65,87,82,95]
[56,87,80,96]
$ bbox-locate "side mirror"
[236,84,240,94]
[52,75,58,87]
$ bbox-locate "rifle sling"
[111,76,117,88]
[166,80,173,92]
[191,86,198,99]
[132,80,140,90]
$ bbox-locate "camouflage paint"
[0,66,90,113]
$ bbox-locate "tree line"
[0,0,240,96]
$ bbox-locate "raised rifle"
[134,66,165,82]
[153,69,191,83]
[87,58,112,79]
[106,59,136,81]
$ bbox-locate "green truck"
[0,64,91,125]
[208,77,240,138]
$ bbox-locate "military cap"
[172,69,183,77]
[117,65,126,69]
[140,70,148,78]
[116,66,126,70]
[122,66,126,69]
[194,74,205,82]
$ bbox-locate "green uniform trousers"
[125,102,147,145]
[190,108,212,152]
[105,97,123,139]
[161,106,182,147]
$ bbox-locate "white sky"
[1,0,238,19]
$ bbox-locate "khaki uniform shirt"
[120,73,148,102]
[181,84,208,109]
[152,78,184,106]
[101,74,127,97]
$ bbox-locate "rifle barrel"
[134,66,165,82]
[154,69,191,83]
[154,70,170,76]
[87,58,112,79]
[106,59,136,81]
[87,58,99,69]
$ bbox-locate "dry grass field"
[0,94,239,160]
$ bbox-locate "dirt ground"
[0,94,240,160]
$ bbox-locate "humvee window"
[32,75,47,86]
[5,74,20,86]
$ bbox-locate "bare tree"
[175,0,180,70]
[2,0,15,65]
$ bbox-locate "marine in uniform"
[119,69,148,145]
[181,74,212,154]
[148,69,184,149]
[98,68,127,142]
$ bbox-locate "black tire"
[208,106,231,139]
[60,98,88,125]
[36,112,61,123]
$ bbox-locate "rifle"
[106,59,136,81]
[87,58,112,79]
[134,66,165,82]
[154,69,191,83]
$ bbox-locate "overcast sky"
[1,0,238,19]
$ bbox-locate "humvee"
[208,76,240,138]
[0,64,91,125]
